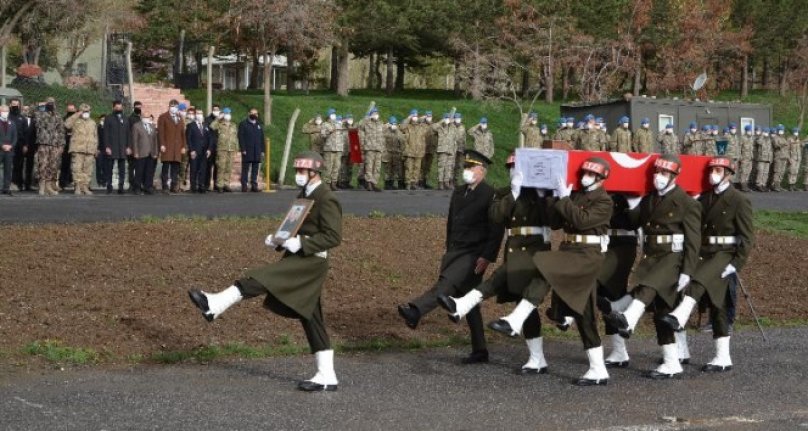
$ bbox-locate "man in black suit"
[187,109,213,193]
[397,150,504,363]
[9,99,29,192]
[204,104,220,191]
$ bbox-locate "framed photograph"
[515,148,569,189]
[272,199,314,246]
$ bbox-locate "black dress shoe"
[647,370,681,380]
[188,289,214,322]
[488,319,519,337]
[297,380,338,392]
[517,366,548,375]
[241,185,249,192]
[461,350,489,364]
[223,186,232,192]
[604,311,631,338]
[605,360,630,369]
[575,377,608,386]
[397,304,420,329]
[701,364,732,373]
[436,294,456,313]
[658,314,684,332]
[596,296,612,314]
[2,190,12,196]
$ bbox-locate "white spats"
[654,343,683,376]
[206,285,243,319]
[669,295,698,330]
[581,346,609,382]
[522,337,548,371]
[611,295,634,313]
[623,299,647,332]
[708,337,733,367]
[674,331,691,362]
[500,299,537,336]
[605,334,630,364]
[451,289,484,321]
[308,349,339,386]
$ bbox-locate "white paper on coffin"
[515,148,569,190]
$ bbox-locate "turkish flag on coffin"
[565,151,712,195]
[348,128,363,164]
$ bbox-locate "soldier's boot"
[702,336,733,372]
[408,182,416,191]
[604,299,645,338]
[187,285,242,322]
[397,304,421,329]
[397,180,406,190]
[371,183,382,192]
[438,289,483,323]
[74,185,82,195]
[384,180,393,190]
[575,346,609,386]
[659,295,697,332]
[358,177,367,189]
[648,343,683,379]
[488,299,535,337]
[49,181,60,196]
[83,185,93,195]
[598,294,633,315]
[519,337,548,375]
[604,334,630,368]
[423,181,433,190]
[298,349,338,392]
[675,331,691,364]
[330,182,338,191]
[38,183,46,196]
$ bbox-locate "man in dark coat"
[9,99,30,192]
[487,157,614,385]
[438,152,553,373]
[238,107,265,192]
[204,104,220,191]
[130,112,159,195]
[604,154,701,379]
[659,156,754,373]
[0,104,17,195]
[126,100,143,190]
[397,150,504,364]
[189,151,342,392]
[103,100,132,194]
[186,110,213,193]
[157,100,186,193]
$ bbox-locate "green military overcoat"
[597,194,639,300]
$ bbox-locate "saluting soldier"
[521,112,543,149]
[753,127,773,192]
[681,122,702,155]
[702,125,717,157]
[189,151,343,392]
[604,154,701,379]
[737,125,755,191]
[433,113,457,190]
[787,128,803,191]
[209,108,238,193]
[632,118,654,154]
[660,157,753,373]
[468,117,494,160]
[611,117,632,153]
[421,111,436,189]
[658,124,679,155]
[320,109,342,190]
[357,107,385,192]
[438,152,554,374]
[302,113,325,155]
[451,113,466,188]
[397,150,504,364]
[770,124,789,192]
[382,116,405,190]
[400,110,427,190]
[488,158,614,386]
[63,104,98,196]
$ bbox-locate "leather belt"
[608,229,637,237]
[706,236,738,245]
[646,234,684,244]
[507,226,551,238]
[563,234,603,244]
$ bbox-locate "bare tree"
[788,36,808,129]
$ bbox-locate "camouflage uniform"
[34,109,66,194]
[321,120,342,186]
[400,117,427,189]
[724,132,739,165]
[681,131,702,155]
[301,119,325,155]
[632,128,654,154]
[383,125,405,186]
[702,133,717,157]
[737,133,755,189]
[787,135,803,190]
[468,124,494,159]
[421,119,437,186]
[432,121,456,188]
[658,131,679,155]
[64,111,98,193]
[521,122,543,148]
[452,121,466,184]
[358,116,385,188]
[210,118,238,190]
[770,133,790,191]
[611,127,632,153]
[554,126,576,142]
[576,128,602,151]
[595,128,610,151]
[754,133,773,190]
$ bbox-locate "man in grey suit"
[130,113,159,195]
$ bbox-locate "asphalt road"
[0,188,805,224]
[1,327,807,431]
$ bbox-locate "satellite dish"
[692,73,708,91]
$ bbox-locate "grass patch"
[368,209,386,219]
[754,210,808,238]
[24,340,100,365]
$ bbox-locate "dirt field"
[0,217,805,364]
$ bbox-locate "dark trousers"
[190,154,208,191]
[134,157,156,193]
[12,146,35,189]
[127,155,136,190]
[105,158,126,190]
[632,285,675,345]
[204,150,217,189]
[1,150,13,191]
[58,144,72,188]
[550,293,601,349]
[237,277,331,352]
[726,276,738,326]
[685,281,730,338]
[161,162,180,190]
[96,152,108,186]
[241,161,259,187]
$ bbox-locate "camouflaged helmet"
[293,151,325,172]
[708,156,735,174]
[654,154,682,175]
[581,157,610,179]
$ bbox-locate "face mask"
[212,110,220,117]
[709,172,724,186]
[690,128,697,133]
[371,114,379,121]
[654,173,670,191]
[224,114,232,121]
[622,123,629,128]
[114,109,123,116]
[249,114,258,121]
[38,106,46,112]
[179,111,187,118]
[763,133,769,137]
[329,114,336,121]
[169,107,178,115]
[0,112,7,120]
[390,125,397,130]
[347,119,353,126]
[730,129,736,134]
[581,174,596,189]
[541,129,548,134]
[794,133,799,137]
[81,112,90,119]
[530,120,537,125]
[462,169,476,185]
[642,124,649,129]
[11,106,20,115]
[196,114,204,122]
[444,118,451,124]
[778,131,784,135]
[481,124,487,130]
[295,173,309,187]
[455,118,462,124]
[666,129,672,134]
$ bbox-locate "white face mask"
[295,173,309,187]
[179,111,187,118]
[196,114,204,122]
[224,114,232,121]
[347,119,353,126]
[480,124,487,130]
[541,129,548,134]
[81,112,90,119]
[690,128,697,133]
[642,124,650,129]
[169,107,178,115]
[329,114,336,121]
[315,118,322,125]
[530,120,537,125]
[622,123,629,128]
[794,133,799,137]
[454,118,462,124]
[730,129,736,134]
[0,112,7,120]
[709,172,724,186]
[581,174,597,189]
[371,114,379,121]
[212,110,220,117]
[444,118,451,124]
[763,132,769,137]
[390,125,397,130]
[462,169,476,185]
[566,122,574,128]
[654,173,670,191]
[778,130,784,135]
[665,129,672,134]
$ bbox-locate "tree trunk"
[330,46,339,91]
[374,53,383,89]
[336,42,349,97]
[263,51,273,125]
[366,53,374,89]
[249,48,260,89]
[561,65,569,101]
[385,48,395,95]
[741,54,749,98]
[471,44,482,101]
[395,57,405,91]
[762,57,770,89]
[779,58,788,97]
[521,69,529,98]
[286,45,295,92]
[545,59,554,103]
[633,54,642,96]
[454,59,462,97]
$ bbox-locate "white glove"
[510,171,523,199]
[627,196,642,210]
[283,235,302,253]
[720,264,736,279]
[556,176,572,199]
[264,234,274,247]
[677,273,691,292]
[536,189,546,198]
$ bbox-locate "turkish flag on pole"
[348,129,363,164]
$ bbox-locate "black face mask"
[114,109,123,116]
[46,103,55,112]
[249,114,258,121]
[133,108,142,116]
[10,106,20,116]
